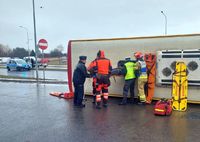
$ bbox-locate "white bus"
[67,34,200,103]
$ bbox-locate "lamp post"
[19,26,30,57]
[32,0,39,82]
[161,11,167,35]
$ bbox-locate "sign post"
[38,39,48,81]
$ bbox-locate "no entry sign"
[38,39,48,50]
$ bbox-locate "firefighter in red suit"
[89,50,112,109]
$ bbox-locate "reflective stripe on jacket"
[138,60,147,78]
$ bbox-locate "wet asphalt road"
[0,82,200,142]
[0,68,67,81]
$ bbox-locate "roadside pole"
[32,0,39,82]
[42,50,45,81]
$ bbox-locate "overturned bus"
[67,34,200,104]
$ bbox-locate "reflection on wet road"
[0,68,67,81]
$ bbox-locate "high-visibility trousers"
[138,77,147,102]
[95,74,110,103]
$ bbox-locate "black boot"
[96,102,101,109]
[137,101,146,105]
[129,98,135,104]
[76,104,85,108]
[92,96,96,104]
[103,99,108,108]
[137,99,146,105]
[119,98,127,105]
[137,97,145,105]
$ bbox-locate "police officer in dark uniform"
[73,56,90,108]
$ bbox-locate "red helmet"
[134,52,143,59]
[97,50,105,58]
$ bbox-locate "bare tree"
[11,47,28,58]
[56,44,64,52]
[0,44,12,57]
[50,49,62,57]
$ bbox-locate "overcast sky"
[0,0,200,53]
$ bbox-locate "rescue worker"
[88,56,98,104]
[89,50,112,109]
[119,57,137,105]
[134,52,148,104]
[73,56,90,108]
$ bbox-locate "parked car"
[24,56,48,68]
[0,57,11,64]
[7,59,32,71]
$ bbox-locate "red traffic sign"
[38,39,48,50]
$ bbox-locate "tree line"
[0,44,66,58]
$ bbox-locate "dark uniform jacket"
[73,61,90,86]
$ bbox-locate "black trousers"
[122,79,135,103]
[73,84,84,106]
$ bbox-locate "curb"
[0,78,68,84]
[0,66,67,71]
[33,65,67,71]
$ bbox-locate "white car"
[24,56,48,68]
[0,57,11,64]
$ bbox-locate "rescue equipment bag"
[154,98,172,116]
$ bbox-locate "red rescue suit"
[89,50,112,108]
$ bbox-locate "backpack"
[154,98,172,116]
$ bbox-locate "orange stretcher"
[144,53,156,104]
[49,92,74,99]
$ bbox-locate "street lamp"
[161,11,167,35]
[32,0,39,82]
[19,26,30,57]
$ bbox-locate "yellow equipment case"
[172,62,188,111]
